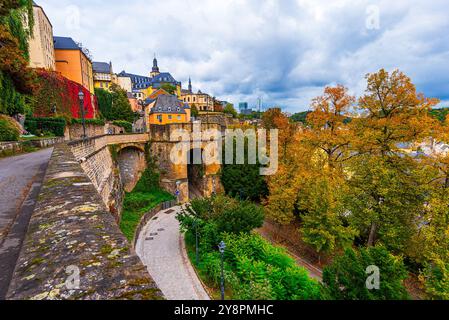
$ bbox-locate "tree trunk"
[367,222,377,247]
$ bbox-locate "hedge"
[71,118,106,126]
[25,117,66,137]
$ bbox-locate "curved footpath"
[136,206,210,300]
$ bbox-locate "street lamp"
[218,241,226,300]
[78,90,87,139]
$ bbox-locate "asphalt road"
[136,206,210,300]
[0,148,53,299]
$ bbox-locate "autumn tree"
[304,85,355,169]
[346,69,439,250]
[262,108,298,160]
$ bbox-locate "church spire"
[151,53,160,77]
[188,77,192,93]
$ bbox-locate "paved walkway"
[136,206,210,300]
[0,148,53,298]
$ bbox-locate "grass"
[120,188,174,241]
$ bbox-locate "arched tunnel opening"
[187,148,205,200]
[116,146,147,192]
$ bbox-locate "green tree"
[299,175,358,257]
[191,103,199,117]
[220,136,268,202]
[223,103,237,118]
[95,84,134,122]
[160,83,176,95]
[322,246,410,300]
[346,155,427,252]
[291,111,311,124]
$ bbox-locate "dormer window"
[168,107,172,111]
[177,107,181,112]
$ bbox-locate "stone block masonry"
[6,144,163,300]
[68,134,149,221]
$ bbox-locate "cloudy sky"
[38,0,449,112]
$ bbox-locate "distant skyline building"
[239,102,253,115]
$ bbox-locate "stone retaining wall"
[6,144,163,300]
[0,137,64,156]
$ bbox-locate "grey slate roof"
[53,36,80,50]
[93,62,111,74]
[150,95,187,115]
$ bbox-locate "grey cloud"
[39,0,449,112]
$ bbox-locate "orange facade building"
[54,36,94,94]
[146,94,191,126]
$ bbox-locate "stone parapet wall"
[0,137,64,156]
[68,134,149,161]
[6,144,163,300]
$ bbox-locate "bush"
[112,120,133,133]
[322,246,410,300]
[179,195,264,235]
[25,117,66,137]
[215,200,264,234]
[0,118,20,141]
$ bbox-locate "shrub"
[0,118,20,141]
[179,195,264,235]
[322,246,410,300]
[25,117,66,136]
[216,200,264,234]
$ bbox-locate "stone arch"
[116,145,147,192]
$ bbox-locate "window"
[168,107,171,111]
[193,97,196,102]
[178,115,181,120]
[157,115,162,123]
[168,115,172,120]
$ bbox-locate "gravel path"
[136,206,210,300]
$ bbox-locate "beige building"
[28,2,55,70]
[118,75,133,92]
[181,79,215,111]
[182,90,214,111]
